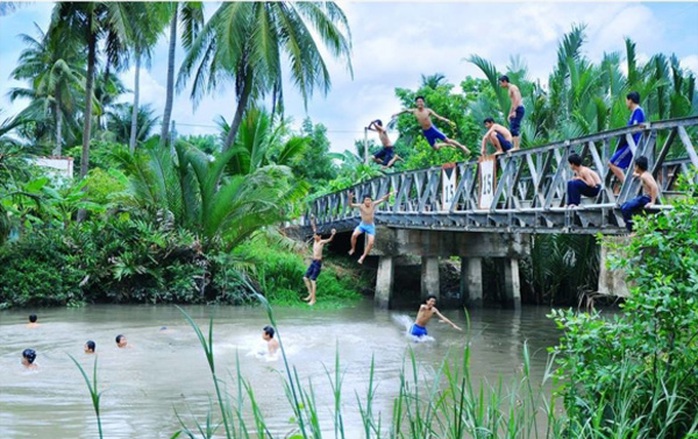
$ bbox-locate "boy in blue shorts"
[368,119,401,168]
[480,117,514,156]
[392,96,470,156]
[609,91,646,184]
[348,191,393,264]
[410,295,462,339]
[303,217,336,306]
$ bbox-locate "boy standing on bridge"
[481,117,514,156]
[348,191,393,264]
[368,119,401,168]
[410,295,462,338]
[620,156,658,233]
[499,75,524,150]
[609,91,646,184]
[566,153,602,207]
[392,96,470,156]
[303,217,336,306]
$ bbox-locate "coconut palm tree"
[160,2,204,146]
[178,2,353,152]
[9,23,85,155]
[107,103,160,145]
[48,2,137,181]
[127,3,170,152]
[111,138,308,252]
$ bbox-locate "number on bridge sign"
[483,173,492,195]
[444,185,455,203]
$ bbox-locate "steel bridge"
[307,116,698,235]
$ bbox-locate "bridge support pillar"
[375,256,394,309]
[503,258,521,309]
[421,257,440,299]
[461,257,483,307]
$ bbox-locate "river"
[0,300,561,438]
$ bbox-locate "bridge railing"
[308,116,698,233]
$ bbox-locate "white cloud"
[681,55,698,76]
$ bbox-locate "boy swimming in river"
[84,340,96,354]
[22,348,38,369]
[410,295,462,338]
[27,314,39,328]
[262,326,280,356]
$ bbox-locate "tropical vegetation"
[1,7,697,309]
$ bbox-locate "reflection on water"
[0,300,560,438]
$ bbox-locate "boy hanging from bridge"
[348,191,393,264]
[392,96,470,156]
[303,217,336,306]
[368,119,401,169]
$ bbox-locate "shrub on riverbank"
[551,176,698,438]
[0,219,363,309]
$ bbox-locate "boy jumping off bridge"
[348,191,393,264]
[368,119,401,168]
[392,96,470,156]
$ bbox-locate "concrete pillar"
[502,258,521,309]
[375,256,394,309]
[420,256,440,299]
[461,257,483,307]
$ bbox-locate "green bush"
[0,228,85,308]
[551,175,698,438]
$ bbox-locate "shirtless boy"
[262,326,280,356]
[348,191,393,264]
[481,117,514,156]
[499,76,524,150]
[410,295,462,338]
[27,314,39,328]
[392,96,469,155]
[368,119,401,168]
[620,156,658,232]
[566,153,602,207]
[21,348,38,369]
[303,217,336,306]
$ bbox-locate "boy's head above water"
[262,326,275,341]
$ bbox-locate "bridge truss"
[308,116,698,235]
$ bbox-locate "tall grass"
[69,355,104,439]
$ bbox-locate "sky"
[1,1,697,153]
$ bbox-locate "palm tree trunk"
[77,26,96,222]
[223,77,253,152]
[160,9,177,146]
[54,99,63,156]
[129,52,141,153]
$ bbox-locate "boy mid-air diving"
[368,119,401,168]
[348,191,393,264]
[392,96,470,156]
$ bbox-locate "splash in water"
[392,314,435,343]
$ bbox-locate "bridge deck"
[308,116,698,235]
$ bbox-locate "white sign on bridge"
[441,164,457,211]
[478,157,497,209]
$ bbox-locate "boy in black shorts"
[368,119,401,168]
